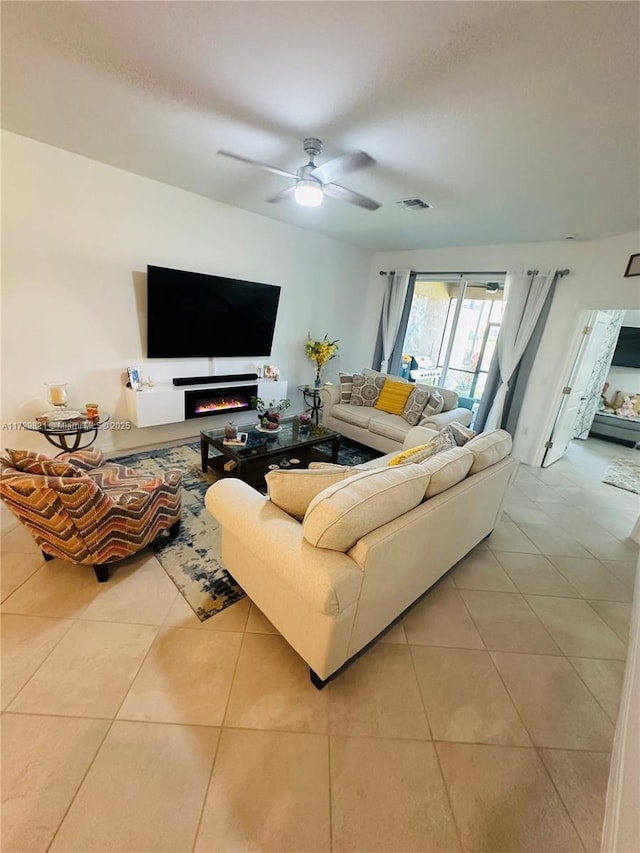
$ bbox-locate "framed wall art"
[623,254,640,277]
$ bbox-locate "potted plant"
[305,333,339,388]
[250,396,291,430]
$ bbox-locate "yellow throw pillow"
[387,432,457,466]
[374,379,414,416]
[387,443,432,466]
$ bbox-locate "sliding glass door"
[401,277,505,406]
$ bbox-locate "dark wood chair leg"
[168,519,181,539]
[310,668,330,690]
[93,564,109,583]
[42,551,54,561]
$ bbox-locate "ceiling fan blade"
[310,150,375,185]
[217,150,298,180]
[323,182,381,211]
[265,186,296,204]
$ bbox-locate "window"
[401,277,505,404]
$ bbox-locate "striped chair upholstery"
[0,448,182,582]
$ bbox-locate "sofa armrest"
[204,479,362,615]
[419,407,473,430]
[402,425,439,449]
[320,383,340,409]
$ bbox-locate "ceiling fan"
[217,138,381,210]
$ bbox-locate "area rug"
[602,457,640,495]
[111,438,382,620]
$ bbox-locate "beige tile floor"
[1,436,638,852]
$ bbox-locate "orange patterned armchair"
[0,448,182,582]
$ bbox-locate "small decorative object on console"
[85,403,100,421]
[127,367,141,390]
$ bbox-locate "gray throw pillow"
[402,386,431,425]
[350,373,386,407]
[339,373,354,403]
[440,421,476,446]
[423,390,445,417]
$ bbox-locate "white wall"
[1,132,374,453]
[371,234,640,464]
[606,309,640,396]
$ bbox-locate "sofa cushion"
[350,373,386,407]
[303,464,429,552]
[402,385,431,425]
[465,429,513,474]
[374,380,414,415]
[440,420,477,446]
[419,447,474,498]
[331,402,381,429]
[368,412,413,443]
[265,467,357,522]
[362,367,408,384]
[387,430,456,466]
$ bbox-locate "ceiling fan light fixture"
[294,179,323,208]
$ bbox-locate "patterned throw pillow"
[350,373,386,407]
[422,391,445,417]
[374,380,414,416]
[402,386,431,425]
[440,421,476,446]
[6,452,83,478]
[4,449,50,467]
[387,431,456,466]
[339,373,354,403]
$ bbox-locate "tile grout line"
[190,612,251,851]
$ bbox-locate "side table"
[23,413,110,455]
[298,386,323,425]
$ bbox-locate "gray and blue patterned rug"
[111,438,381,620]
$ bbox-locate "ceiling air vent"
[396,198,432,211]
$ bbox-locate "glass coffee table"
[200,417,341,488]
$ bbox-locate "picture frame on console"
[263,365,280,380]
[127,366,142,391]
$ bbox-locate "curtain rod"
[379,269,570,277]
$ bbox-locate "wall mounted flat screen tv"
[611,326,640,369]
[146,265,281,358]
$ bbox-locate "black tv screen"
[611,326,640,368]
[146,265,281,358]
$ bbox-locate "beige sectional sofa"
[205,428,517,687]
[320,373,474,454]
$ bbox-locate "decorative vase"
[224,422,238,440]
[314,367,322,389]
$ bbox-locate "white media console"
[125,379,288,428]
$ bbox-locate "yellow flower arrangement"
[305,333,339,386]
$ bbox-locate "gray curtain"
[372,273,416,374]
[474,273,559,433]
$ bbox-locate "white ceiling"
[2,1,639,251]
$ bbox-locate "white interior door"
[542,311,611,467]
